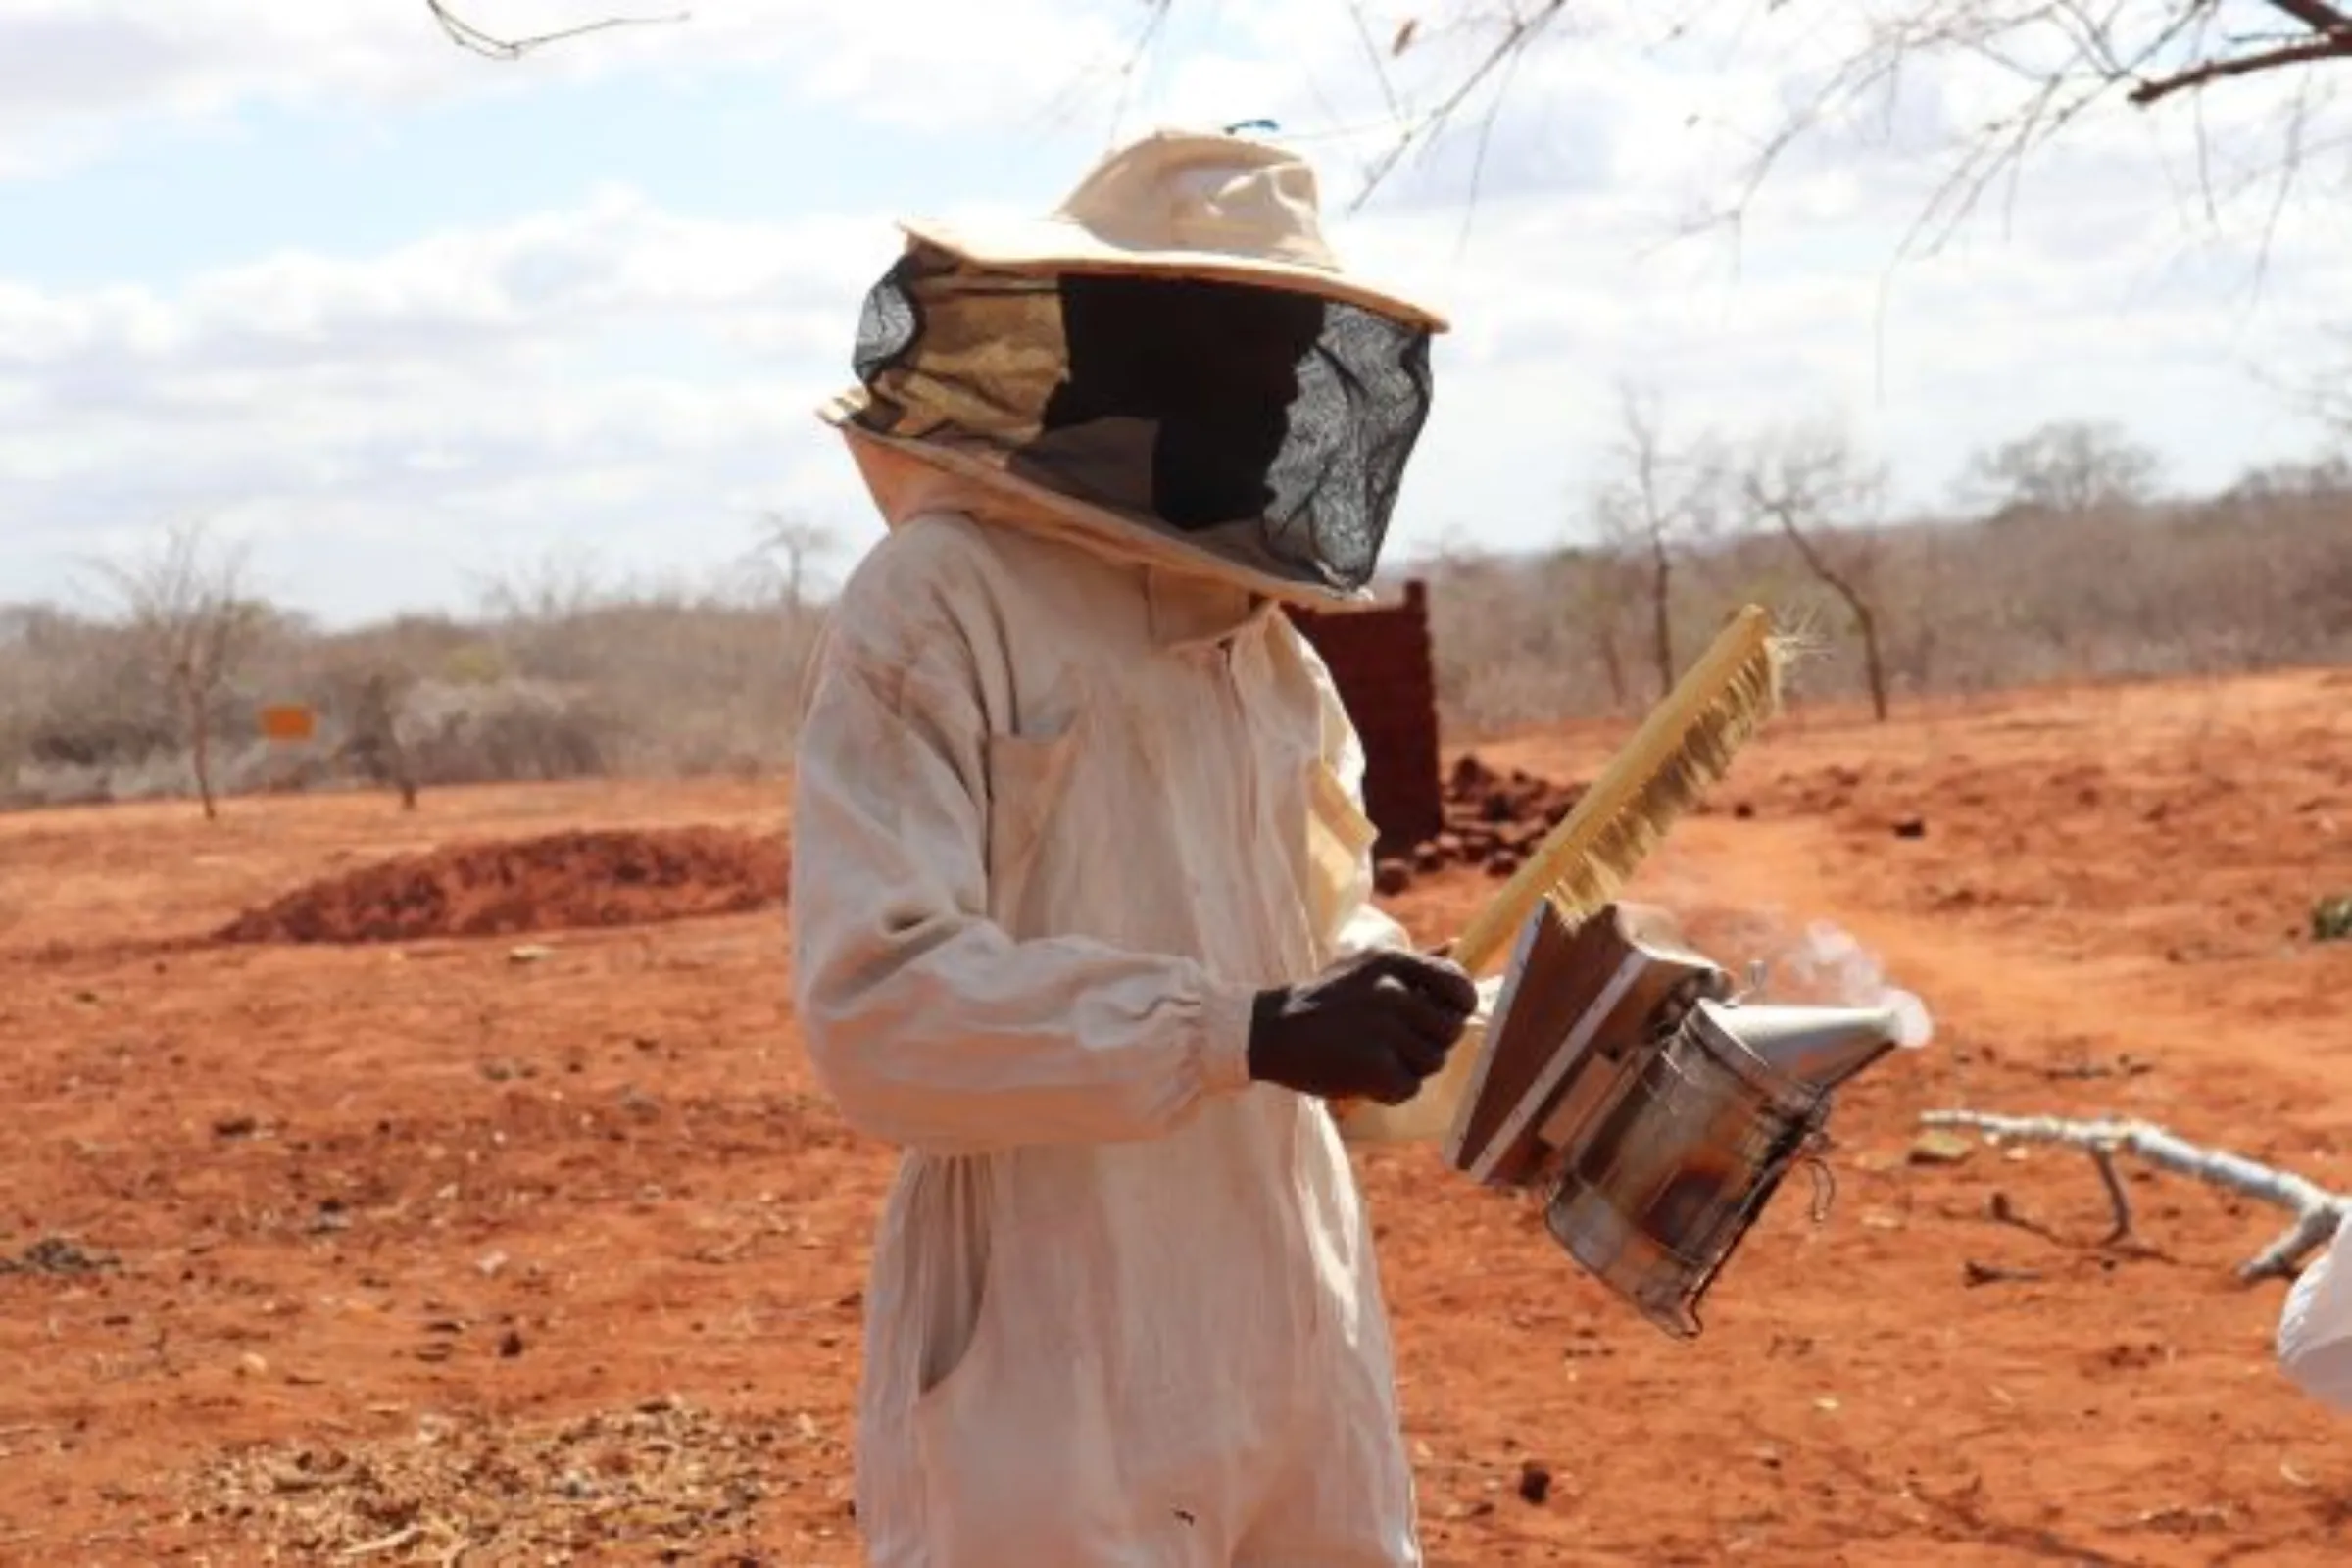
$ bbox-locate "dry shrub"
[1416,495,2351,739]
[0,581,826,808]
[395,678,617,785]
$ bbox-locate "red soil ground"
[1,668,2348,1564]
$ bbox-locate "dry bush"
[1422,547,1649,739]
[477,595,823,778]
[0,573,826,810]
[394,678,619,786]
[0,599,307,808]
[0,608,172,776]
[1411,490,2351,741]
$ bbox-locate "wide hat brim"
[896,215,1450,334]
[815,396,1380,609]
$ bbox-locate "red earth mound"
[214,826,788,945]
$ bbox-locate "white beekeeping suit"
[790,129,1481,1566]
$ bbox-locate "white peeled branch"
[1919,1108,2349,1280]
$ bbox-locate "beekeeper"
[789,127,1478,1565]
[2278,1213,2352,1413]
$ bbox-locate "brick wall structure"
[1285,579,1444,857]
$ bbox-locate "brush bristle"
[1451,608,1790,976]
[1538,648,1778,924]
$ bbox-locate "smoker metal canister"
[1543,1003,1832,1339]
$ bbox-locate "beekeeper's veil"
[818,128,1448,604]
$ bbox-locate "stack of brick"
[1373,755,1587,893]
[1285,581,1445,857]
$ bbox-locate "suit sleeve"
[788,550,1258,1158]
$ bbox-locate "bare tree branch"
[2258,0,2352,40]
[2131,31,2352,104]
[1122,2,2352,257]
[1588,382,1728,702]
[1344,0,1411,129]
[1740,423,1895,721]
[424,0,689,62]
[1349,0,1575,212]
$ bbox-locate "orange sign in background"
[257,703,317,742]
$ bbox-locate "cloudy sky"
[5,0,2348,624]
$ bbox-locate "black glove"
[1248,948,1480,1106]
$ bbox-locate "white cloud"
[0,187,896,615]
[0,0,1148,177]
[1,188,881,381]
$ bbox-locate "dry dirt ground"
[2,667,2348,1566]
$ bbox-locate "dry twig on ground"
[1921,1108,2348,1279]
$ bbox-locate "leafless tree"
[91,521,267,820]
[756,513,843,611]
[1588,383,1728,700]
[1741,422,1895,721]
[1955,418,2165,518]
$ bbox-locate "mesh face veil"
[841,242,1435,594]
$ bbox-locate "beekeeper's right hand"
[1249,948,1480,1105]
